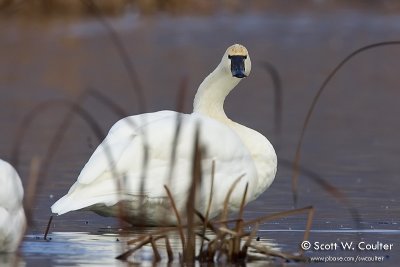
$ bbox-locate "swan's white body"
[51,44,277,225]
[0,159,26,252]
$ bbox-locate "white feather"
[0,159,26,252]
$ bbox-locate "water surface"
[0,9,399,266]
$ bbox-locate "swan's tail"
[51,193,120,215]
[51,195,74,215]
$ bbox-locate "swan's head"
[222,44,251,79]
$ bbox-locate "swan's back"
[52,111,258,225]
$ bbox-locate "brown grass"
[115,188,313,264]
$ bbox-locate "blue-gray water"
[0,9,399,266]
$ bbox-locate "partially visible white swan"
[0,159,26,252]
[51,44,277,225]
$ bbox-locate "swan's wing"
[51,112,257,215]
[75,110,176,186]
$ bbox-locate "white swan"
[51,44,277,226]
[0,159,26,252]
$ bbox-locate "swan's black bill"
[229,55,247,78]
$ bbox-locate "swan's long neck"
[193,60,277,199]
[193,63,240,121]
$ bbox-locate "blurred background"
[0,0,399,265]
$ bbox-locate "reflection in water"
[19,231,278,266]
[16,228,399,266]
[0,253,25,267]
[22,232,124,267]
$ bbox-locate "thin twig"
[116,235,151,260]
[292,41,400,205]
[249,242,306,262]
[164,185,186,250]
[199,160,215,254]
[243,206,314,227]
[43,215,53,241]
[261,61,283,145]
[164,235,174,262]
[150,237,161,262]
[241,222,259,255]
[185,124,203,263]
[81,0,146,113]
[220,175,244,227]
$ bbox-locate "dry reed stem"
[249,242,306,262]
[184,124,203,263]
[292,41,400,205]
[166,78,188,186]
[236,183,248,225]
[81,0,146,113]
[82,0,151,226]
[118,234,172,262]
[212,218,245,225]
[195,232,210,241]
[86,88,129,118]
[213,176,244,258]
[199,160,215,254]
[150,237,161,262]
[127,234,152,245]
[116,235,152,260]
[14,158,40,256]
[164,235,174,262]
[10,99,126,225]
[220,175,244,228]
[218,227,242,237]
[204,160,215,221]
[233,183,248,257]
[123,218,302,263]
[24,156,41,224]
[241,222,259,255]
[243,206,314,227]
[303,206,314,245]
[261,61,282,144]
[164,185,186,249]
[279,157,361,229]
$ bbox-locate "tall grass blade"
[185,124,203,263]
[81,0,146,113]
[10,99,125,225]
[164,235,174,262]
[243,206,313,227]
[233,183,248,258]
[164,185,186,250]
[302,206,314,253]
[220,175,244,228]
[199,160,215,255]
[279,157,361,229]
[261,61,283,145]
[150,237,161,262]
[241,222,259,255]
[292,41,400,205]
[116,236,151,260]
[24,156,41,224]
